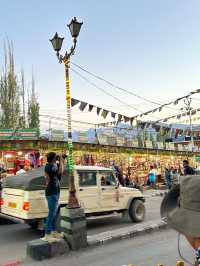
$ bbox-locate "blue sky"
[1,0,200,127]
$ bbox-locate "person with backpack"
[41,152,64,242]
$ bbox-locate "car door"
[77,170,100,213]
[99,170,119,211]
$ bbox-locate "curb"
[87,220,167,247]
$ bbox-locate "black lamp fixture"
[50,32,64,52]
[68,17,83,38]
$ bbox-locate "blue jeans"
[45,194,59,234]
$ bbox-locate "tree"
[0,41,20,129]
[27,74,40,133]
[19,69,26,128]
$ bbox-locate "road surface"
[25,229,194,266]
[0,196,162,265]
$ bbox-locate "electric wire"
[71,62,181,112]
[70,67,160,120]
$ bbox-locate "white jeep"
[0,165,145,228]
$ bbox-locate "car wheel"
[129,199,145,222]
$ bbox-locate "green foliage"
[27,75,40,134]
[0,41,40,131]
[0,42,20,128]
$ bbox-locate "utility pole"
[184,97,194,152]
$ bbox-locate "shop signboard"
[132,140,139,147]
[97,133,108,145]
[16,129,38,140]
[168,143,175,151]
[107,136,117,146]
[0,129,38,140]
[0,129,13,139]
[78,131,88,143]
[145,140,153,149]
[50,129,65,141]
[157,142,164,149]
[116,136,125,146]
[177,144,184,151]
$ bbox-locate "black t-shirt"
[184,165,195,175]
[45,163,60,196]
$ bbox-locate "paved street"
[0,194,162,265]
[24,229,194,266]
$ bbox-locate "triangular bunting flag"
[88,104,94,112]
[97,107,101,115]
[71,98,80,107]
[101,109,109,119]
[118,114,122,121]
[124,116,130,122]
[79,101,87,111]
[130,118,134,125]
[111,112,116,118]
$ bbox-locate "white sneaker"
[51,231,64,239]
[40,234,59,243]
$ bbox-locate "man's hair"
[19,165,24,169]
[47,152,56,163]
[183,160,189,165]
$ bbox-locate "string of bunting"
[71,95,200,132]
[71,98,133,125]
[130,88,200,121]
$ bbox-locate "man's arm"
[58,156,64,176]
[44,171,50,186]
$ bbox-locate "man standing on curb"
[41,152,64,242]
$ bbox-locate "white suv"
[1,166,145,228]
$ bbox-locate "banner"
[0,129,38,140]
[50,129,65,141]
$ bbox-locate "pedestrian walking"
[164,167,172,190]
[148,165,156,189]
[161,175,200,265]
[41,152,64,242]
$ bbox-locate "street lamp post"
[50,17,83,208]
[184,97,194,152]
[50,18,87,250]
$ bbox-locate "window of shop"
[78,171,97,187]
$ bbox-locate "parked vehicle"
[0,166,145,229]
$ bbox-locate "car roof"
[74,165,112,171]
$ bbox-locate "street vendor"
[161,175,200,265]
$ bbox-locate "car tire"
[129,199,145,222]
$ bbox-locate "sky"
[1,0,200,130]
